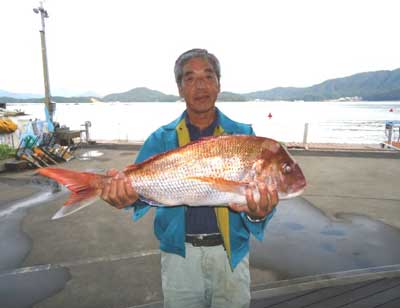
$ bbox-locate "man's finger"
[100,180,111,203]
[106,169,119,177]
[245,184,257,214]
[228,203,247,213]
[268,185,279,210]
[258,182,268,211]
[112,178,126,208]
[115,178,136,209]
[108,177,120,206]
[124,178,137,199]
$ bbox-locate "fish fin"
[261,139,281,154]
[187,176,248,193]
[139,196,165,207]
[37,167,105,193]
[52,195,99,219]
[123,163,139,173]
[37,167,106,219]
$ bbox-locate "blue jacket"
[131,108,275,269]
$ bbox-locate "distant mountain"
[1,68,399,102]
[0,97,41,103]
[217,91,247,102]
[103,89,247,102]
[51,96,97,103]
[363,88,400,101]
[245,68,400,101]
[0,89,41,99]
[0,96,96,104]
[102,87,179,102]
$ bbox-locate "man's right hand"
[100,169,139,209]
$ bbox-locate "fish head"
[257,139,307,199]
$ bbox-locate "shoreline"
[88,139,399,153]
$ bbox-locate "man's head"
[174,49,221,87]
[174,49,221,115]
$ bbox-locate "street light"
[33,1,55,129]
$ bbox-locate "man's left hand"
[228,182,279,220]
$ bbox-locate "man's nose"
[194,78,206,89]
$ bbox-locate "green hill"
[1,68,400,102]
[102,87,179,102]
[245,68,400,101]
[217,91,247,102]
[0,96,97,103]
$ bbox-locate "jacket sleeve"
[128,129,166,221]
[241,208,276,241]
[249,126,256,136]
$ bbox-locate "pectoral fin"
[187,176,248,193]
[139,196,166,207]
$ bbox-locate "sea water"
[8,101,400,144]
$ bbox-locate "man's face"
[178,57,220,115]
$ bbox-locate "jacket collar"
[163,107,240,134]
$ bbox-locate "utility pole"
[33,2,55,127]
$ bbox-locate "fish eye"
[282,163,292,174]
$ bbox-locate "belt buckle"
[194,235,205,246]
[192,239,202,247]
[189,235,206,247]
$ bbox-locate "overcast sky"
[1,0,400,97]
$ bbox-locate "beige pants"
[161,243,250,308]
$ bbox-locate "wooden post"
[303,123,309,149]
[34,2,56,125]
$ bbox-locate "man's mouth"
[194,94,210,101]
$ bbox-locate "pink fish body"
[38,135,306,219]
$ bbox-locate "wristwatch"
[246,214,267,223]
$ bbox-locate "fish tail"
[37,167,107,219]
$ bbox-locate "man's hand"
[100,169,139,209]
[228,182,279,220]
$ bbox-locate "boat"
[0,108,27,117]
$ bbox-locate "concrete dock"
[0,144,399,308]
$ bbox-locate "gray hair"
[174,49,221,86]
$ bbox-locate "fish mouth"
[278,188,305,200]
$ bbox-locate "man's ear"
[178,85,184,97]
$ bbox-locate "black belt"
[185,234,223,247]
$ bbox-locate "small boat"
[0,108,27,117]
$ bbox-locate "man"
[101,49,278,308]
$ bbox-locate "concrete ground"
[0,145,399,308]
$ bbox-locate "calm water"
[9,101,400,144]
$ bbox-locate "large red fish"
[38,135,306,219]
